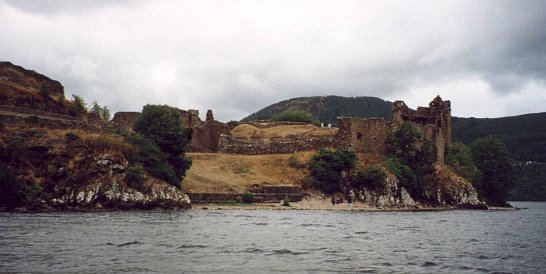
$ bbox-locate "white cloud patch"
[1,0,545,121]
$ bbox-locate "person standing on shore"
[348,189,355,210]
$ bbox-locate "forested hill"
[452,113,546,162]
[241,96,392,124]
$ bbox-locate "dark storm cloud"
[1,0,545,121]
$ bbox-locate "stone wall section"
[336,117,387,154]
[218,134,337,154]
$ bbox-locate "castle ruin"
[110,96,452,163]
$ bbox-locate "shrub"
[385,156,419,195]
[470,136,515,205]
[65,132,80,141]
[0,163,24,208]
[133,104,192,179]
[124,133,180,188]
[288,153,306,169]
[242,192,254,204]
[69,94,87,117]
[308,148,356,194]
[125,163,145,190]
[353,165,387,191]
[272,110,320,125]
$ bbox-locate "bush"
[288,153,306,169]
[242,192,254,204]
[125,163,145,190]
[0,163,24,208]
[385,156,419,195]
[470,136,515,205]
[65,132,80,141]
[124,134,180,188]
[272,110,320,125]
[308,148,356,194]
[353,165,387,191]
[0,163,46,209]
[133,104,192,179]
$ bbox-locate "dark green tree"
[446,142,480,182]
[133,105,192,186]
[352,165,387,192]
[272,110,320,125]
[470,136,515,205]
[308,148,356,194]
[69,94,87,117]
[385,122,434,198]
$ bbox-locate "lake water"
[0,202,544,273]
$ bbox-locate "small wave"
[177,244,207,249]
[355,231,368,234]
[438,219,448,223]
[477,255,489,260]
[299,223,320,227]
[253,222,268,226]
[117,241,142,247]
[239,248,264,253]
[268,249,309,256]
[422,261,437,267]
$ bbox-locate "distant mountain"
[452,113,546,162]
[241,96,392,125]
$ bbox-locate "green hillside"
[452,113,546,162]
[242,96,392,125]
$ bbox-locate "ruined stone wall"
[189,120,231,152]
[112,111,139,130]
[0,111,115,132]
[391,96,452,163]
[218,134,337,154]
[336,117,387,154]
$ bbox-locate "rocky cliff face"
[0,61,71,115]
[357,166,486,209]
[0,124,191,211]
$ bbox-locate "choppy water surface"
[0,202,544,273]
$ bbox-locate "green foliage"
[65,132,80,141]
[288,153,306,169]
[123,133,180,188]
[445,142,480,182]
[90,101,111,121]
[510,162,546,201]
[242,192,254,204]
[385,156,419,194]
[453,113,546,162]
[272,110,320,125]
[308,148,356,194]
[470,136,515,205]
[69,94,87,117]
[125,163,145,190]
[0,163,24,208]
[0,164,45,209]
[352,165,387,191]
[134,105,190,156]
[385,122,433,198]
[386,122,422,161]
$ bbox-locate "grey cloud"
[1,0,545,121]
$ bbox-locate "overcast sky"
[1,0,545,121]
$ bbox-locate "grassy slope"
[182,152,313,193]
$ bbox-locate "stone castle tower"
[391,95,452,163]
